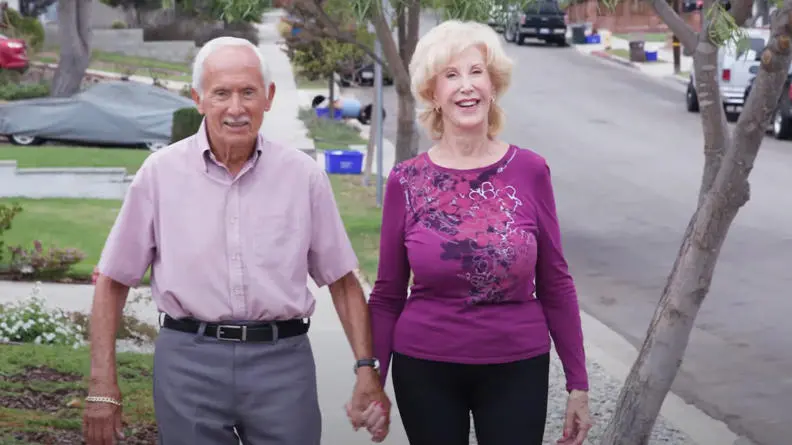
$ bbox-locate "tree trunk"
[51,0,92,98]
[328,76,336,120]
[600,2,792,443]
[362,94,379,187]
[395,89,417,163]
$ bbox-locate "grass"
[0,198,124,279]
[0,145,151,281]
[35,49,192,82]
[0,343,155,439]
[298,106,382,281]
[298,107,367,150]
[614,32,668,42]
[329,175,383,281]
[0,145,150,175]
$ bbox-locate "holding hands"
[346,367,391,442]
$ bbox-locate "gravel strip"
[116,341,696,445]
[469,353,697,445]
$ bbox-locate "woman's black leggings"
[391,352,550,445]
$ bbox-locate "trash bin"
[571,25,587,44]
[324,150,364,175]
[629,40,646,62]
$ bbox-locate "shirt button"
[233,286,243,295]
[232,253,241,261]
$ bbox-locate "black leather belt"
[161,314,310,343]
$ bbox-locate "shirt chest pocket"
[249,213,310,269]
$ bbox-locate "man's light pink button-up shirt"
[97,122,359,322]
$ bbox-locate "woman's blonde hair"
[409,20,514,140]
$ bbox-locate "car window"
[737,37,767,60]
[525,1,562,14]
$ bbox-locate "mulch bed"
[1,365,158,444]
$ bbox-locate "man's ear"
[263,82,277,112]
[191,88,205,115]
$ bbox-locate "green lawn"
[0,145,150,175]
[614,32,668,42]
[298,108,381,281]
[298,107,367,150]
[35,49,192,82]
[329,175,383,281]
[0,198,123,279]
[0,343,155,442]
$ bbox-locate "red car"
[0,33,28,72]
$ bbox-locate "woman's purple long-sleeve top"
[368,145,589,392]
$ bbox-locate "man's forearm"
[329,272,374,360]
[89,275,130,386]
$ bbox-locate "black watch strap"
[354,358,379,373]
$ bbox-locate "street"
[349,36,792,445]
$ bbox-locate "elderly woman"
[364,20,592,445]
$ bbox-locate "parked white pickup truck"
[685,27,770,122]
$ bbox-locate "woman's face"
[433,45,494,134]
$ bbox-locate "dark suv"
[503,0,567,46]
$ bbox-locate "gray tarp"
[0,81,196,145]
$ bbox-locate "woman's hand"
[346,400,389,442]
[557,389,592,445]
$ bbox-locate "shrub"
[0,203,22,263]
[0,82,50,101]
[195,22,260,46]
[111,20,127,29]
[171,107,204,143]
[1,9,45,53]
[0,283,84,348]
[7,240,86,281]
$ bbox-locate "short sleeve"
[307,169,359,287]
[97,163,156,288]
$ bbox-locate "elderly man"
[82,36,390,445]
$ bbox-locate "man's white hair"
[191,36,272,97]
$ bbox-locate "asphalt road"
[350,35,792,445]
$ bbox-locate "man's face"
[192,45,276,150]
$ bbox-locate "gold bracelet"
[85,396,122,407]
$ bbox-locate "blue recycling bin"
[324,149,364,175]
[315,107,343,120]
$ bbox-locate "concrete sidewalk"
[0,275,745,445]
[573,35,692,84]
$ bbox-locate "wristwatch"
[354,358,380,374]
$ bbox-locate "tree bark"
[600,2,792,443]
[361,97,378,186]
[51,0,92,98]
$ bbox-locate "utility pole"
[672,0,681,74]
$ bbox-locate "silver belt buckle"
[216,325,246,342]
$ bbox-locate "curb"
[579,309,746,445]
[589,50,639,70]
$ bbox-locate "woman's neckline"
[423,143,516,174]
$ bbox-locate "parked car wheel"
[686,81,699,113]
[9,134,42,146]
[772,108,792,139]
[504,25,516,43]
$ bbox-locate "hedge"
[171,107,204,143]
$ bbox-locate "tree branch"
[729,0,755,27]
[283,2,388,67]
[648,0,698,55]
[370,2,411,93]
[404,0,420,64]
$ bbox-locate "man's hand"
[83,381,124,445]
[346,368,391,442]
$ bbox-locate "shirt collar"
[193,118,263,172]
